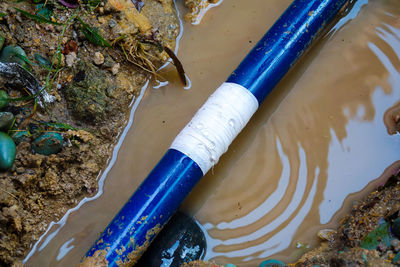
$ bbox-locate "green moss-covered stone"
[0,90,9,110]
[0,112,14,131]
[0,132,16,170]
[32,132,63,155]
[63,62,111,123]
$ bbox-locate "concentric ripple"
[181,0,400,265]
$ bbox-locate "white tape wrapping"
[170,82,259,174]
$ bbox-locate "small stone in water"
[0,112,14,131]
[32,132,63,155]
[0,90,10,110]
[136,211,206,267]
[259,259,286,267]
[0,132,16,171]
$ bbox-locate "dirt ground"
[0,0,205,265]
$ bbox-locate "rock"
[109,19,117,28]
[62,40,78,54]
[0,90,10,109]
[136,211,206,267]
[44,24,54,32]
[0,46,28,68]
[32,132,63,156]
[0,62,56,107]
[93,52,104,65]
[111,63,120,75]
[391,239,400,252]
[63,62,111,122]
[259,259,286,267]
[11,131,30,145]
[0,132,16,170]
[66,52,77,67]
[0,112,14,131]
[317,229,337,242]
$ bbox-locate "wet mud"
[0,0,181,265]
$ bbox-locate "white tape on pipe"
[170,82,259,174]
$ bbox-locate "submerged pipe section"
[84,0,350,265]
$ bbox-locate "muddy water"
[26,0,400,266]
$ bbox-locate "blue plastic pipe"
[85,0,349,265]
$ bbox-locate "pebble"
[66,52,77,67]
[109,19,117,28]
[32,132,63,155]
[11,131,30,145]
[0,90,10,110]
[16,166,24,174]
[0,112,14,131]
[62,37,69,45]
[93,52,104,65]
[44,24,54,32]
[111,63,120,75]
[0,45,28,67]
[0,132,16,171]
[317,229,336,241]
[15,14,22,23]
[392,239,400,252]
[259,259,286,267]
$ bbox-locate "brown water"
[25,0,400,266]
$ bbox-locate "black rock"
[135,211,206,267]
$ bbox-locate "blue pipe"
[85,0,349,265]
